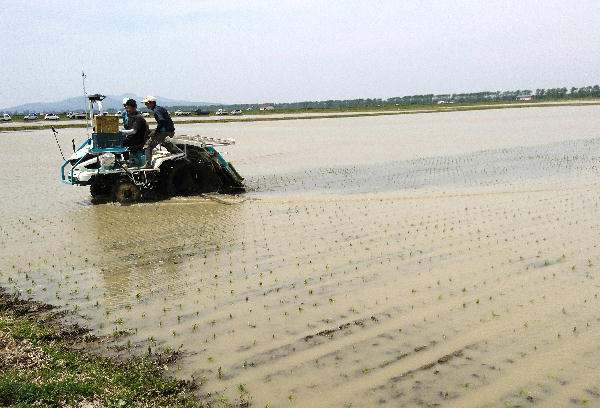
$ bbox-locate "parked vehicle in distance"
[67,112,87,119]
[1,114,11,121]
[215,108,229,115]
[194,109,210,115]
[23,114,38,121]
[230,109,243,115]
[44,113,60,120]
[174,110,192,116]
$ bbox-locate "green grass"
[0,123,86,132]
[0,315,199,407]
[0,291,248,408]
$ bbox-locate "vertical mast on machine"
[80,73,107,134]
[82,70,91,138]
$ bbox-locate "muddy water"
[2,105,600,407]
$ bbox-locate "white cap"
[122,97,129,104]
[141,96,157,103]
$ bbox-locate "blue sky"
[1,0,599,108]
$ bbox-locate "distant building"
[516,94,535,101]
[259,104,274,110]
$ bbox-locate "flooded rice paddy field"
[2,105,600,407]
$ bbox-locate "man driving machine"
[120,98,148,162]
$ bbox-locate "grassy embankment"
[2,98,599,133]
[0,289,248,408]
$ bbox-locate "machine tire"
[112,179,141,203]
[90,177,113,198]
[192,162,222,192]
[161,161,197,196]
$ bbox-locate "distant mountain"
[1,94,218,113]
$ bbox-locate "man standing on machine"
[141,96,180,168]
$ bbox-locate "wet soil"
[2,105,600,407]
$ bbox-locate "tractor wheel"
[112,179,141,203]
[191,162,222,192]
[90,178,112,198]
[161,161,197,196]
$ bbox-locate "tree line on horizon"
[9,85,597,114]
[194,84,600,111]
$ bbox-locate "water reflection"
[76,197,245,310]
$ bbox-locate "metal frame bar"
[61,138,91,184]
